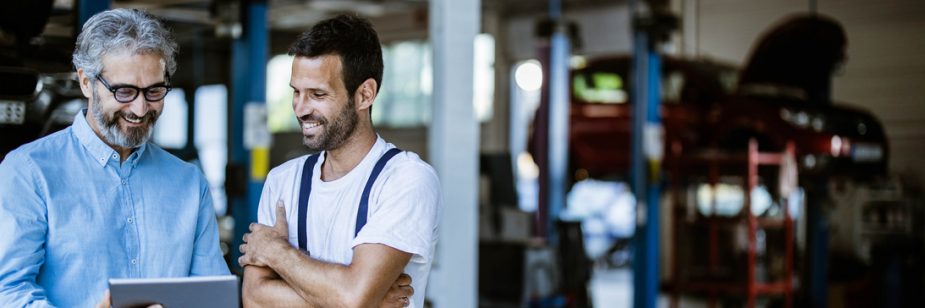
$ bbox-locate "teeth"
[302,122,319,129]
[123,115,142,124]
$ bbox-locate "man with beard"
[0,9,230,307]
[238,15,441,308]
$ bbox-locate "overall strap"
[355,148,402,237]
[297,153,321,251]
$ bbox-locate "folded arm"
[256,241,410,307]
[243,265,314,307]
[240,203,411,308]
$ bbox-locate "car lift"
[630,1,676,307]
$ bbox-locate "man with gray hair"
[0,8,229,307]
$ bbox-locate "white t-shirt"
[257,137,441,308]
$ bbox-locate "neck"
[321,124,377,181]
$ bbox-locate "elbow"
[241,270,270,308]
[241,277,259,308]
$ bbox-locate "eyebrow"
[108,80,169,88]
[289,84,328,93]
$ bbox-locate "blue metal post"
[230,0,268,273]
[807,184,829,307]
[77,0,109,28]
[631,8,662,308]
[547,0,571,244]
[245,2,268,228]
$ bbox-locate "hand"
[379,273,413,308]
[96,290,110,308]
[239,200,290,268]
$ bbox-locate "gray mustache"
[110,110,158,125]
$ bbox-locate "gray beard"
[90,93,157,149]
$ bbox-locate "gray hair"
[73,8,178,80]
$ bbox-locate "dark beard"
[301,97,358,152]
[91,93,158,149]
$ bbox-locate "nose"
[293,93,313,120]
[126,93,149,116]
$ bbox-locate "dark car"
[538,55,887,182]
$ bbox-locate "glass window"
[473,33,495,122]
[266,54,298,133]
[374,40,433,127]
[153,89,188,148]
[194,85,228,216]
[573,72,627,104]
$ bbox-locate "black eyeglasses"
[96,75,171,103]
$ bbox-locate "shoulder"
[380,150,440,189]
[1,128,76,176]
[266,154,314,181]
[4,127,75,163]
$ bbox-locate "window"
[374,40,433,127]
[266,54,297,133]
[194,85,229,216]
[153,89,188,148]
[473,33,495,122]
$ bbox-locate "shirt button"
[112,154,118,159]
[121,179,127,185]
[131,259,137,265]
[127,218,134,224]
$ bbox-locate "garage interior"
[1,0,924,307]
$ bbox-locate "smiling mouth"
[302,122,320,129]
[122,114,144,124]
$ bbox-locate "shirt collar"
[73,109,148,167]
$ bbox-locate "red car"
[557,55,736,180]
[707,91,888,179]
[542,55,888,182]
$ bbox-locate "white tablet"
[109,275,239,308]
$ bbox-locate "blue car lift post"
[230,0,268,273]
[631,1,676,307]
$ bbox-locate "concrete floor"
[590,268,712,308]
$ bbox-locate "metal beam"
[229,0,268,273]
[631,2,664,307]
[427,0,480,306]
[546,0,571,244]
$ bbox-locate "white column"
[427,0,480,307]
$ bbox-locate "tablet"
[109,275,239,308]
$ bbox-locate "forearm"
[268,246,365,307]
[242,265,314,308]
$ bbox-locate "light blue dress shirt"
[0,111,230,307]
